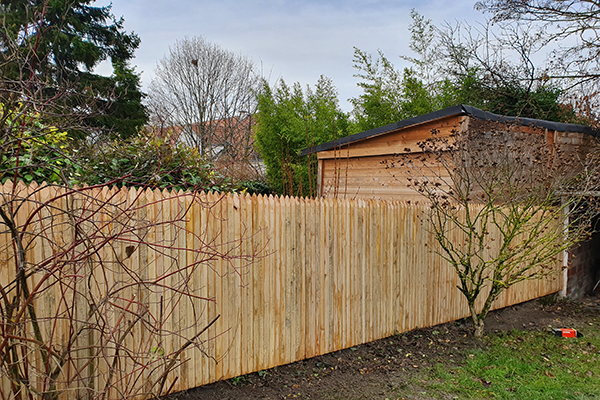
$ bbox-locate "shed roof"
[300,104,600,156]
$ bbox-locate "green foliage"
[1,0,139,83]
[0,0,147,139]
[400,9,439,84]
[351,48,578,128]
[350,10,582,130]
[350,48,405,131]
[239,180,273,196]
[444,67,582,123]
[0,104,75,185]
[254,76,351,197]
[351,48,460,131]
[351,11,454,130]
[0,103,229,192]
[229,375,251,386]
[85,61,149,139]
[473,81,581,123]
[75,133,233,192]
[400,69,454,117]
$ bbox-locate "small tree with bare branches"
[388,119,600,337]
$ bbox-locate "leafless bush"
[0,180,261,399]
[0,18,262,399]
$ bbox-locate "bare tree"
[0,82,261,398]
[388,119,600,337]
[475,0,600,119]
[476,0,600,61]
[148,37,260,161]
[438,20,542,84]
[423,13,600,125]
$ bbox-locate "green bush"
[74,133,234,192]
[0,105,76,185]
[1,104,246,193]
[239,180,273,196]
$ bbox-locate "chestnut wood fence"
[0,181,561,397]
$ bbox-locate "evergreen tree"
[87,61,148,139]
[0,0,147,138]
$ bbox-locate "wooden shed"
[301,105,599,202]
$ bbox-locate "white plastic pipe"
[559,202,569,298]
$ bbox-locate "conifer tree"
[0,0,147,138]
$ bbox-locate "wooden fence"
[0,181,561,398]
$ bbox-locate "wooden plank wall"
[317,116,461,201]
[0,181,562,397]
[320,153,451,201]
[317,117,597,202]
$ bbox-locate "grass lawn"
[427,328,600,399]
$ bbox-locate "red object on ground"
[552,328,583,338]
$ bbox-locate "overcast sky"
[95,0,485,111]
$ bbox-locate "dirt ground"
[168,295,600,400]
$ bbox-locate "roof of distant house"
[300,104,600,156]
[158,115,256,148]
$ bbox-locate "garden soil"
[168,295,600,400]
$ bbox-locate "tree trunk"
[468,301,486,338]
[473,319,485,338]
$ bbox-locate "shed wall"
[320,153,450,201]
[318,116,461,200]
[318,116,596,202]
[318,116,462,161]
